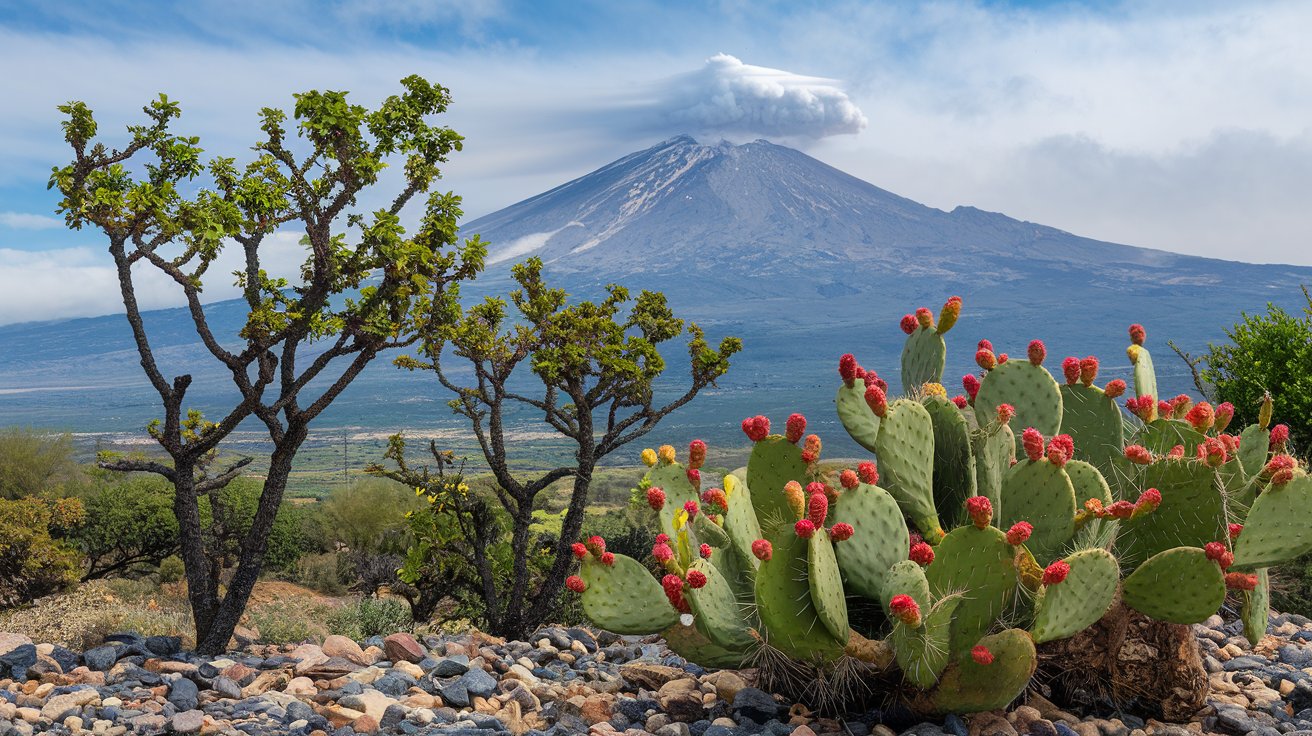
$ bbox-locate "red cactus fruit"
[1136,488,1162,512]
[909,542,935,566]
[963,373,982,400]
[1079,356,1099,386]
[1046,445,1067,467]
[1185,402,1215,432]
[1273,468,1296,485]
[1106,500,1136,519]
[1219,433,1240,454]
[1229,523,1244,540]
[683,500,699,518]
[653,542,674,562]
[601,552,615,566]
[1124,445,1153,465]
[751,539,773,562]
[1084,497,1105,515]
[1052,434,1075,461]
[686,570,708,589]
[1022,427,1046,462]
[688,439,707,470]
[839,469,860,490]
[1204,541,1234,570]
[829,523,855,542]
[900,314,918,334]
[865,384,889,418]
[915,307,933,329]
[858,461,879,485]
[646,487,666,511]
[1167,444,1185,459]
[952,395,969,409]
[975,348,998,371]
[698,543,713,560]
[686,467,701,490]
[701,488,728,514]
[966,496,994,529]
[741,415,770,442]
[1197,436,1228,467]
[1156,400,1172,418]
[794,519,817,538]
[1124,395,1155,422]
[786,413,807,444]
[662,574,689,612]
[566,575,587,593]
[971,645,994,665]
[808,492,829,526]
[1129,323,1146,346]
[870,374,889,393]
[998,353,1010,364]
[655,533,669,544]
[909,532,924,547]
[978,339,994,351]
[586,536,606,556]
[996,404,1016,424]
[1271,424,1291,449]
[572,543,588,559]
[1264,454,1296,484]
[1104,379,1127,399]
[1028,340,1047,366]
[1043,560,1071,585]
[802,434,822,464]
[839,354,860,386]
[1225,572,1259,591]
[1006,521,1033,545]
[1062,357,1081,385]
[889,594,922,628]
[1215,402,1236,432]
[940,296,962,329]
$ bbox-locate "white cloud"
[0,233,308,326]
[650,53,867,141]
[0,212,62,229]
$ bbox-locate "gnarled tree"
[50,76,484,652]
[372,258,740,638]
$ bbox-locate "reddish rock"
[383,633,426,664]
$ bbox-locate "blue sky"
[1,0,1309,323]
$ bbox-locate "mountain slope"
[3,135,1310,456]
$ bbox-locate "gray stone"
[168,677,199,711]
[171,710,205,734]
[82,645,119,672]
[729,687,779,724]
[432,655,471,677]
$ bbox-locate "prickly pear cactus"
[566,303,1308,715]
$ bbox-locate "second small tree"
[373,258,740,638]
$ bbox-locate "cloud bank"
[652,54,867,140]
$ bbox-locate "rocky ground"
[4,612,1312,736]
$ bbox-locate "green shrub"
[290,553,350,596]
[0,496,85,608]
[248,599,333,644]
[158,556,185,584]
[74,475,178,579]
[327,597,412,640]
[0,429,86,500]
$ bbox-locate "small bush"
[290,553,350,596]
[0,496,85,608]
[327,597,412,640]
[158,556,185,584]
[248,599,333,644]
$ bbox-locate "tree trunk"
[1037,598,1209,721]
[194,426,307,654]
[173,461,224,646]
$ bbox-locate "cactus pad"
[836,378,882,453]
[874,398,943,541]
[692,512,731,548]
[1060,384,1125,480]
[1029,548,1119,643]
[926,525,1019,654]
[579,554,680,634]
[903,326,948,389]
[685,558,756,650]
[1000,459,1077,563]
[1233,475,1312,569]
[929,629,1036,714]
[1131,345,1158,403]
[660,620,748,669]
[722,472,764,571]
[972,421,1015,517]
[891,596,960,688]
[808,533,850,642]
[1241,568,1270,646]
[746,436,810,530]
[754,531,845,661]
[831,482,909,600]
[974,360,1064,453]
[1237,424,1271,479]
[1122,546,1226,624]
[924,395,979,522]
[646,460,700,543]
[1136,420,1206,456]
[883,559,933,613]
[1117,460,1228,567]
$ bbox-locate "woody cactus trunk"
[568,297,1311,717]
